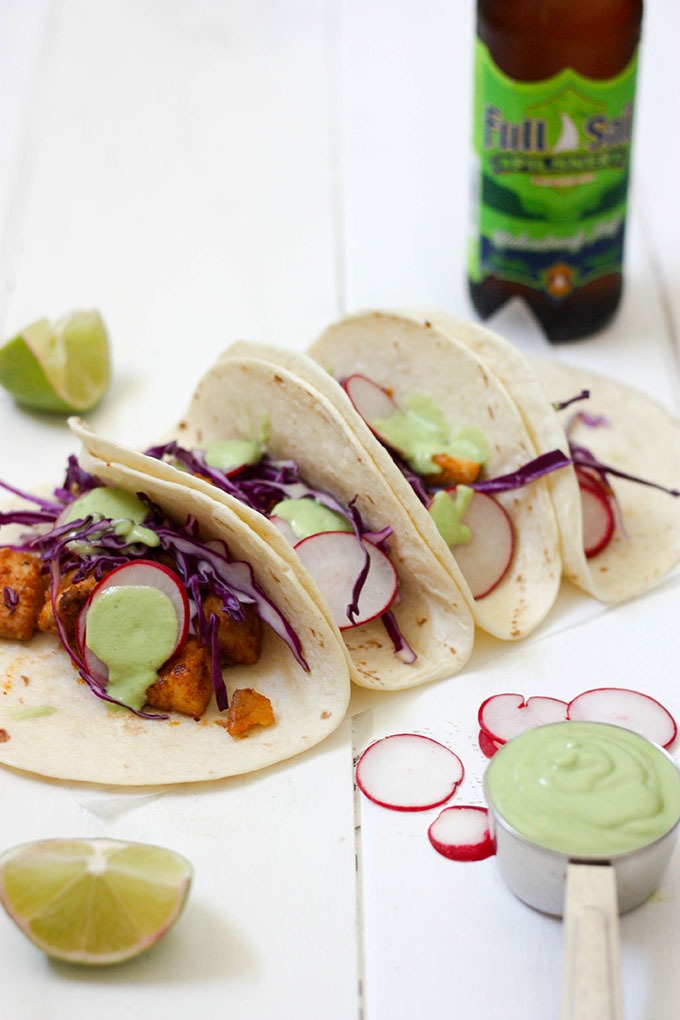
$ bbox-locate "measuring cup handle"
[560,862,623,1020]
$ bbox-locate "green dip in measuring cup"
[484,721,680,857]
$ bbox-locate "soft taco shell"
[412,309,680,601]
[0,457,351,785]
[73,353,476,691]
[306,310,563,640]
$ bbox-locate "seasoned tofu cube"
[38,570,98,644]
[203,594,262,665]
[145,636,213,719]
[0,549,45,640]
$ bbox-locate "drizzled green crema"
[63,488,159,549]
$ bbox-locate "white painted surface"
[0,2,678,1018]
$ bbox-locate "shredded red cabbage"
[145,441,411,660]
[469,450,572,494]
[553,389,590,412]
[0,458,308,717]
[566,412,679,497]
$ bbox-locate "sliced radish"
[577,469,615,558]
[428,806,495,862]
[267,514,298,546]
[294,531,398,629]
[478,729,502,759]
[77,560,190,670]
[567,687,678,748]
[356,733,464,811]
[478,693,569,745]
[342,374,398,431]
[438,489,515,599]
[75,611,109,686]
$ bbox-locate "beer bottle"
[467,0,643,342]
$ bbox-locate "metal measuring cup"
[483,722,680,1020]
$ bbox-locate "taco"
[71,351,476,691]
[289,311,568,640]
[0,450,351,785]
[405,309,680,601]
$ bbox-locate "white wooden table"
[1,3,678,1018]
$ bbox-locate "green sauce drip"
[85,586,178,711]
[7,705,56,720]
[428,487,474,546]
[204,438,264,472]
[271,498,352,540]
[64,488,159,549]
[372,393,489,476]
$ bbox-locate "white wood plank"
[0,5,360,1019]
[0,0,342,454]
[354,583,680,1020]
[0,718,360,1020]
[338,0,475,313]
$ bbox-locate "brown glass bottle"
[468,0,643,342]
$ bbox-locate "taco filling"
[0,456,306,735]
[144,437,414,661]
[339,375,570,599]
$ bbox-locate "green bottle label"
[469,39,639,300]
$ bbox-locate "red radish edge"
[342,374,398,429]
[577,469,615,558]
[356,733,464,812]
[478,729,501,759]
[567,687,678,748]
[441,489,515,599]
[76,560,190,673]
[294,531,398,630]
[428,806,495,862]
[478,693,569,745]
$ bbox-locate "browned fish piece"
[203,594,262,665]
[38,570,98,643]
[224,687,275,738]
[0,548,45,640]
[145,636,213,719]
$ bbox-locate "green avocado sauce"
[64,488,159,549]
[85,586,179,711]
[204,438,264,472]
[485,722,680,857]
[428,487,474,546]
[271,497,352,540]
[371,393,489,477]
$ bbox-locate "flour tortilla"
[304,310,563,640]
[411,309,680,601]
[0,457,351,785]
[71,352,476,691]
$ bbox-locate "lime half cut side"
[0,309,111,413]
[0,837,192,965]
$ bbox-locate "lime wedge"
[0,310,111,413]
[0,837,192,965]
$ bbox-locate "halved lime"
[0,837,192,965]
[0,309,111,413]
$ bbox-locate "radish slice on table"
[342,374,398,431]
[294,531,398,629]
[356,733,464,811]
[567,687,678,748]
[478,729,502,759]
[577,469,615,558]
[428,806,495,862]
[444,490,515,599]
[77,560,190,667]
[478,693,569,745]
